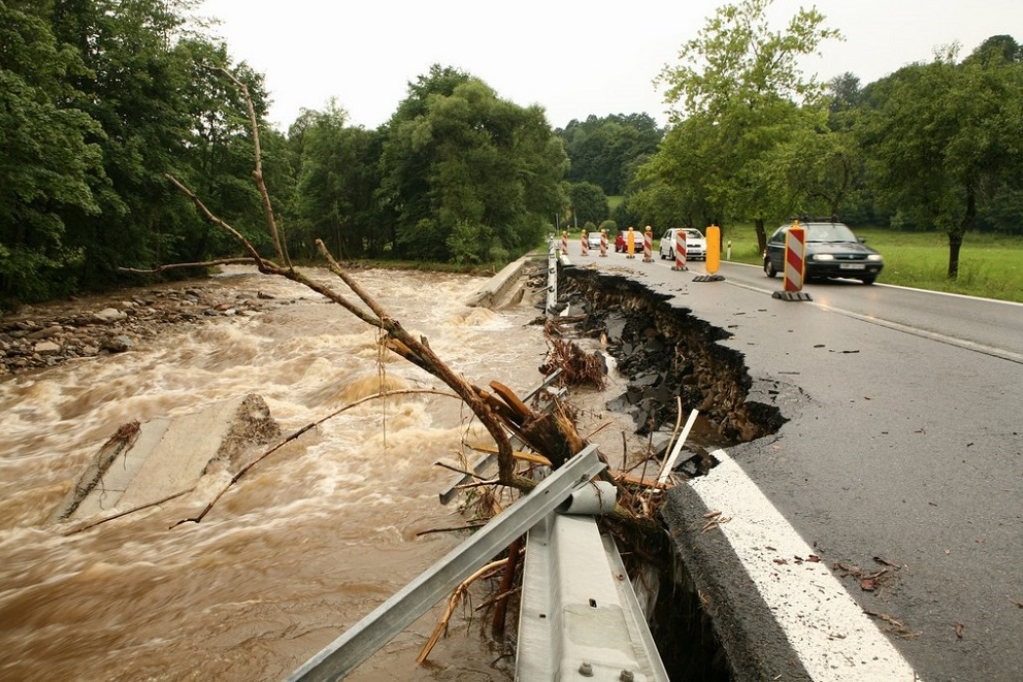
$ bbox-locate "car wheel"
[860,276,876,285]
[764,259,777,278]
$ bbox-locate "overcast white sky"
[196,0,1021,131]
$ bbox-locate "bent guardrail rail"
[286,445,606,682]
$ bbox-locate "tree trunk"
[754,217,767,256]
[948,185,977,280]
[947,233,963,280]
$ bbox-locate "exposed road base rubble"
[558,267,787,448]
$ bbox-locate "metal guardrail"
[547,237,558,316]
[517,512,670,682]
[287,445,606,682]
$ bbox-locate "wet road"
[569,245,1023,682]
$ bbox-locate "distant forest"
[3,0,1021,309]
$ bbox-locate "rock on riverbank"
[0,284,285,377]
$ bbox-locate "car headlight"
[812,254,835,261]
[867,254,883,262]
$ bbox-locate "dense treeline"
[0,2,568,311]
[1,0,280,310]
[3,0,1022,311]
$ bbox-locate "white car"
[659,228,707,261]
[586,231,604,249]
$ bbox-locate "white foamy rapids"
[0,266,546,681]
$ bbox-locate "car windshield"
[684,230,704,240]
[805,223,858,243]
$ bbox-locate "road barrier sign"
[627,227,636,259]
[784,221,806,292]
[671,230,688,271]
[581,230,589,257]
[643,226,653,262]
[600,230,608,257]
[774,221,812,301]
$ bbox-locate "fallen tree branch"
[118,258,255,274]
[414,522,489,537]
[62,488,195,536]
[491,536,522,637]
[417,559,506,664]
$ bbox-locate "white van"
[659,228,707,261]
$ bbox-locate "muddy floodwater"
[0,266,608,681]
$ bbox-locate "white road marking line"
[688,449,920,681]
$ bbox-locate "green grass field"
[715,225,1023,303]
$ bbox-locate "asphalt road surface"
[567,244,1023,682]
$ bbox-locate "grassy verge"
[717,224,1023,304]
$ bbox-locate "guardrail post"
[547,238,558,315]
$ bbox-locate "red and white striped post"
[643,226,654,262]
[561,231,568,256]
[581,230,589,257]
[784,221,806,292]
[671,230,688,271]
[599,230,608,257]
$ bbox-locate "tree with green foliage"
[378,65,568,264]
[651,0,841,250]
[857,43,1023,278]
[567,182,609,226]
[760,72,868,222]
[41,0,275,281]
[558,114,662,195]
[0,1,104,307]
[173,40,278,261]
[289,100,383,260]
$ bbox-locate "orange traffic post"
[693,225,726,282]
[772,220,812,301]
[626,227,636,259]
[643,226,654,263]
[706,225,721,274]
[600,230,608,257]
[581,230,589,257]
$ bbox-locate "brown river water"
[0,266,641,682]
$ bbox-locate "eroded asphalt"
[563,248,1023,682]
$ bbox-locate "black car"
[763,221,883,285]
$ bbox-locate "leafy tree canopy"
[557,113,662,195]
[379,64,568,264]
[646,0,841,249]
[0,2,104,304]
[857,44,1023,276]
